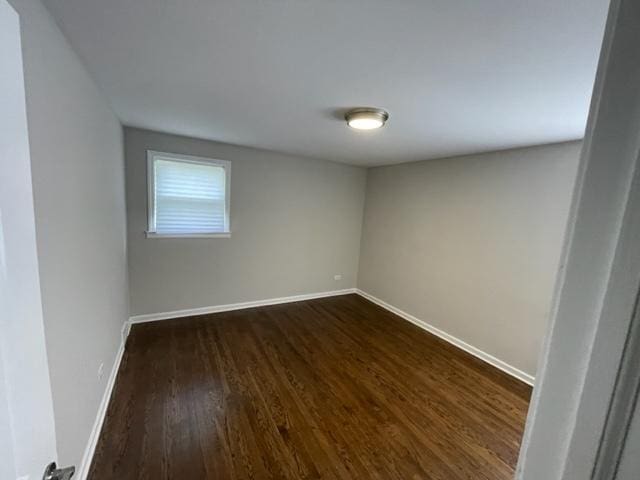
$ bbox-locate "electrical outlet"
[334,274,343,281]
[98,362,105,380]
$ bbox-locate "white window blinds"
[148,152,230,236]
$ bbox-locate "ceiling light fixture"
[345,107,389,130]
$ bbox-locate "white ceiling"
[44,0,609,166]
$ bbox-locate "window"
[146,151,231,238]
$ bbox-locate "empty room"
[3,0,640,479]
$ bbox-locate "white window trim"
[146,150,231,238]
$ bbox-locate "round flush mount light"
[345,107,389,130]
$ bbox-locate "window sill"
[145,231,231,239]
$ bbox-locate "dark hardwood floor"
[89,294,531,480]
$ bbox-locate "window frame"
[146,150,231,238]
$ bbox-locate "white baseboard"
[78,286,530,478]
[75,289,354,477]
[77,324,130,480]
[128,288,358,325]
[355,289,535,386]
[127,288,534,386]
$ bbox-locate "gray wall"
[9,0,129,468]
[518,2,640,477]
[125,127,367,316]
[358,142,581,377]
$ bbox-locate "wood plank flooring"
[89,294,531,480]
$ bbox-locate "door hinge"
[42,462,75,480]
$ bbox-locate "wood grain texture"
[89,294,531,480]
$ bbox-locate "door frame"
[593,284,640,478]
[0,0,58,478]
